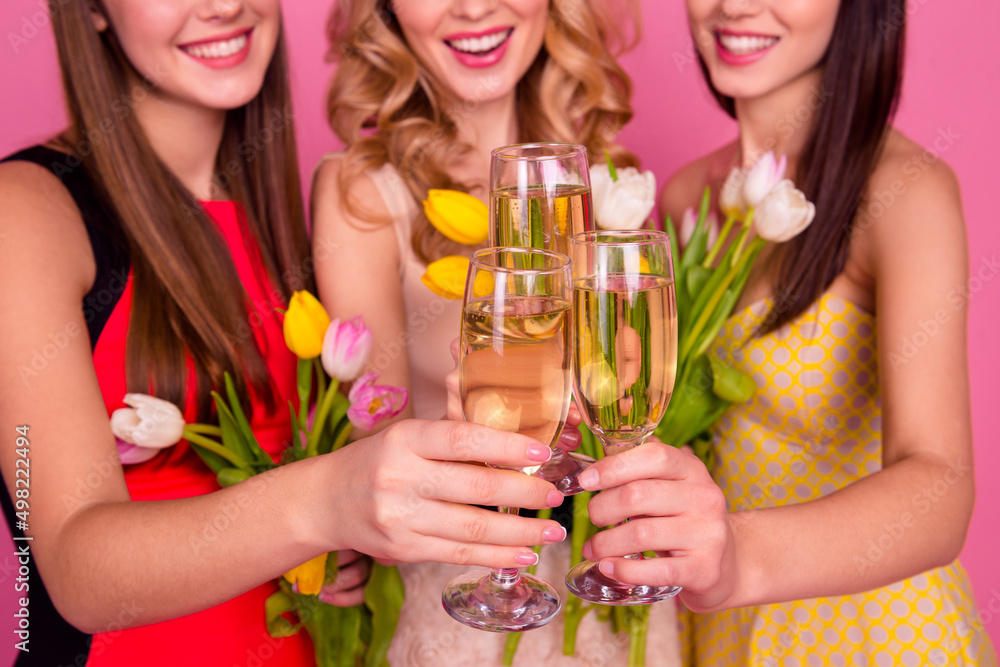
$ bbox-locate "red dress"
[86,201,314,666]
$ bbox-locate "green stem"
[331,421,354,453]
[305,379,340,459]
[731,208,755,267]
[297,358,313,427]
[702,214,737,268]
[627,608,651,667]
[183,430,249,469]
[605,150,618,182]
[680,228,755,361]
[185,423,222,436]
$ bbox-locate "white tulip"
[679,206,719,248]
[742,151,788,208]
[110,393,186,464]
[719,166,748,219]
[753,180,816,243]
[590,164,656,231]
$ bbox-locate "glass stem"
[491,506,523,586]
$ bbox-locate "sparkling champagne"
[490,185,592,258]
[573,275,677,449]
[460,296,573,474]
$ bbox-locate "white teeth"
[182,33,248,59]
[718,34,778,55]
[446,29,512,55]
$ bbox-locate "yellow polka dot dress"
[681,294,998,666]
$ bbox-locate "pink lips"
[715,30,779,66]
[443,27,513,69]
[178,27,253,70]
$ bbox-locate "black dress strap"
[0,145,132,665]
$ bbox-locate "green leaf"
[685,264,712,301]
[605,150,619,182]
[679,187,711,271]
[224,373,273,468]
[655,354,729,447]
[289,401,304,462]
[365,565,405,667]
[264,590,301,638]
[216,467,253,487]
[666,215,692,335]
[708,355,756,403]
[211,392,249,461]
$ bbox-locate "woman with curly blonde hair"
[311,0,680,664]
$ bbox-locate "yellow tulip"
[283,552,328,596]
[283,291,331,359]
[421,255,469,300]
[423,189,489,245]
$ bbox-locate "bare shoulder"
[0,159,95,294]
[311,154,395,234]
[861,129,964,259]
[659,141,738,223]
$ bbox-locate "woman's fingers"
[579,441,694,491]
[418,461,564,510]
[587,479,685,527]
[409,501,566,548]
[554,426,581,452]
[404,535,544,570]
[334,549,363,568]
[594,554,688,590]
[403,420,553,470]
[318,553,372,607]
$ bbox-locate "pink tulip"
[321,316,374,382]
[347,373,408,430]
[742,151,788,208]
[679,206,719,248]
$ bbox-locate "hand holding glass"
[565,230,682,605]
[441,247,572,632]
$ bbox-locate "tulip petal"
[423,189,488,245]
[421,255,469,300]
[283,553,329,596]
[283,291,331,359]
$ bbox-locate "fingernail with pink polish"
[515,552,539,566]
[527,444,552,462]
[599,560,614,578]
[582,541,594,561]
[546,489,564,507]
[579,468,599,489]
[543,526,567,543]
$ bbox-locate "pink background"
[1,0,997,662]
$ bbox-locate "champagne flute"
[442,247,573,632]
[490,142,595,494]
[565,230,682,605]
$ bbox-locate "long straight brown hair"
[50,0,312,419]
[700,0,905,333]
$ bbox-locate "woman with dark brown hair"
[569,0,999,664]
[0,1,570,665]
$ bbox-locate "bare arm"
[312,157,414,429]
[582,145,975,612]
[0,163,565,632]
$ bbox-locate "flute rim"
[469,246,572,276]
[570,229,671,248]
[490,142,587,162]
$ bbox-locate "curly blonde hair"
[326,0,641,263]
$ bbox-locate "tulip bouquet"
[111,291,407,667]
[654,151,816,463]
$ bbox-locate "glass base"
[534,450,595,495]
[442,568,562,632]
[565,558,682,606]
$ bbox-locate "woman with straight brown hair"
[568,0,999,664]
[0,1,572,665]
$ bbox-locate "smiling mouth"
[717,33,779,55]
[445,28,513,55]
[179,31,250,59]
